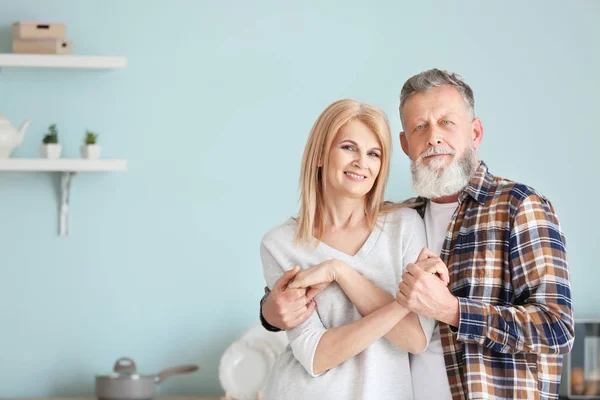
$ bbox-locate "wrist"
[332,259,346,281]
[260,292,281,332]
[439,295,460,327]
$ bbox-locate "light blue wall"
[0,0,598,397]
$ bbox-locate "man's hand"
[396,263,459,327]
[262,266,317,330]
[287,259,340,299]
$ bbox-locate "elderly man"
[259,69,574,399]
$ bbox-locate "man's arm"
[451,193,574,355]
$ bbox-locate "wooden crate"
[12,39,73,55]
[12,21,67,40]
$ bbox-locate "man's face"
[400,85,482,168]
[399,84,484,199]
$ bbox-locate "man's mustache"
[417,146,456,162]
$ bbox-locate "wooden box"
[12,39,73,55]
[12,21,67,40]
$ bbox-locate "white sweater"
[260,207,435,400]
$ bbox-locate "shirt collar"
[460,160,492,205]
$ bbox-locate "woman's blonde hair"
[296,99,395,245]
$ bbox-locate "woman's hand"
[412,248,449,285]
[287,259,342,299]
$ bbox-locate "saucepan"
[95,357,199,400]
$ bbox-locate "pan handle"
[113,357,137,373]
[156,364,199,384]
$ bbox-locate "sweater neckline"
[286,214,386,264]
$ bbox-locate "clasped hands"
[287,248,455,320]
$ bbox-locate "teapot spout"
[17,120,32,144]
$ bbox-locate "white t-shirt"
[410,200,458,400]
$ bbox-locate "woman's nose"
[352,153,367,169]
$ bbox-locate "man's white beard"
[410,145,477,199]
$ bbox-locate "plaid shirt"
[413,161,574,400]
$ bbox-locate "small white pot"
[40,143,62,159]
[80,144,101,160]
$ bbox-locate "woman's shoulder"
[381,205,423,227]
[260,216,298,248]
[379,205,427,251]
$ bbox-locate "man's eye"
[416,125,424,130]
[442,120,452,125]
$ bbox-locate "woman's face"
[324,119,382,200]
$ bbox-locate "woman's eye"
[369,152,381,158]
[342,145,354,151]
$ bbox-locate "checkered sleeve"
[455,193,575,355]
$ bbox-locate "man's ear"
[400,131,410,157]
[471,118,484,150]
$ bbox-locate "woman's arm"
[334,261,428,353]
[312,300,408,375]
[289,260,428,353]
[262,242,412,376]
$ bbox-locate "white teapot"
[0,114,31,158]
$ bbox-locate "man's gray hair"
[399,69,475,124]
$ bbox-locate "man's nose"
[426,126,444,146]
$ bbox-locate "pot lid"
[96,357,156,380]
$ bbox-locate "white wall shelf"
[0,53,127,69]
[0,158,127,171]
[0,158,127,237]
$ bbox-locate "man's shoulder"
[485,172,551,206]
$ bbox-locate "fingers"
[287,300,316,327]
[417,247,438,262]
[402,270,416,286]
[287,270,317,289]
[288,300,315,320]
[274,266,300,291]
[396,284,409,306]
[398,281,410,295]
[405,263,423,277]
[305,286,324,302]
[418,258,450,284]
[281,287,307,302]
[396,289,407,305]
[287,295,313,312]
[423,265,449,284]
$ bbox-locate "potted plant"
[40,124,61,159]
[81,130,100,159]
